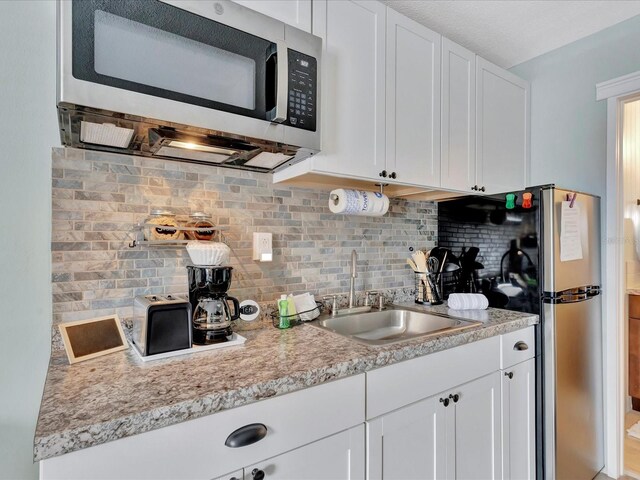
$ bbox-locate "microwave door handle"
[272,41,288,123]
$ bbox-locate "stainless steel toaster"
[133,294,192,356]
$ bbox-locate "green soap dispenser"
[278,294,290,329]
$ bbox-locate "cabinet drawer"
[366,335,500,419]
[501,326,535,369]
[41,374,365,480]
[630,294,640,319]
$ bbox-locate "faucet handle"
[364,290,379,307]
[322,295,339,316]
[377,294,387,311]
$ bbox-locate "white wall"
[0,1,58,479]
[510,14,640,199]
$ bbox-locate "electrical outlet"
[253,232,273,262]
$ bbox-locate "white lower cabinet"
[451,372,502,480]
[243,425,365,480]
[367,394,446,480]
[214,470,244,480]
[367,372,501,480]
[40,375,365,480]
[41,329,536,480]
[502,358,536,480]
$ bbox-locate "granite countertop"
[34,302,538,462]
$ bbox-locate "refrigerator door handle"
[543,285,601,304]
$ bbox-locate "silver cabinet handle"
[272,41,289,123]
[513,341,529,351]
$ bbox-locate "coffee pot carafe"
[192,296,239,344]
[187,265,240,344]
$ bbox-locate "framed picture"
[58,315,128,364]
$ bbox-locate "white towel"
[447,308,490,323]
[628,421,640,440]
[290,292,320,321]
[447,293,489,311]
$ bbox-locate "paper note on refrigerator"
[560,201,584,262]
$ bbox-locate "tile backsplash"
[51,148,437,344]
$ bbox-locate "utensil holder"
[415,273,443,305]
[415,273,429,304]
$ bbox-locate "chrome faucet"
[321,250,374,318]
[348,250,357,308]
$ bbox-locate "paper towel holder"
[330,183,388,206]
[374,183,389,195]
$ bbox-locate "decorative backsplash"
[51,147,437,344]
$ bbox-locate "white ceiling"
[381,1,640,68]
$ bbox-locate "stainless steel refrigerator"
[438,185,604,479]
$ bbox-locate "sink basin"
[310,307,481,346]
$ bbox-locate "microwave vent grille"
[80,121,135,148]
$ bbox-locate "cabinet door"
[213,470,243,480]
[367,395,447,480]
[244,425,365,480]
[450,372,502,480]
[385,8,440,187]
[502,359,536,480]
[311,0,385,180]
[232,1,311,32]
[441,38,476,193]
[476,57,529,195]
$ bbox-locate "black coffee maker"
[187,266,240,344]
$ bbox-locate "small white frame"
[58,314,128,364]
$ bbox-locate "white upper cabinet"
[385,8,441,187]
[311,0,386,180]
[232,1,312,32]
[272,1,530,197]
[441,38,476,192]
[476,56,530,194]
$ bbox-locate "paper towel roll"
[329,189,389,216]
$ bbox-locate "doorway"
[622,97,640,478]
[600,70,640,479]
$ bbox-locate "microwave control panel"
[286,49,317,132]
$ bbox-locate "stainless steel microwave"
[57,0,322,172]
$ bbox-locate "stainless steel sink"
[310,307,481,346]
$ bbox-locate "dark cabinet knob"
[449,393,460,403]
[390,172,397,179]
[252,469,265,480]
[505,371,514,379]
[471,185,478,191]
[230,477,240,480]
[225,423,268,448]
[480,186,486,192]
[439,397,450,407]
[513,341,529,351]
[379,170,388,178]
